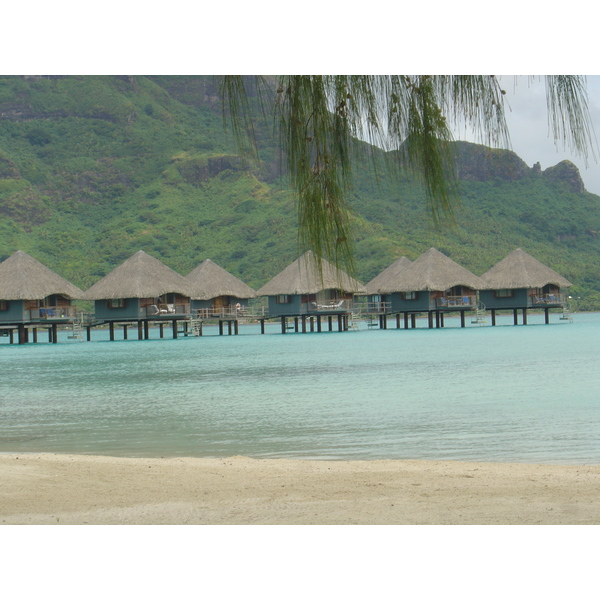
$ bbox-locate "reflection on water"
[1,313,599,464]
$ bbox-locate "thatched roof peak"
[185,259,257,300]
[480,248,572,289]
[83,250,194,300]
[257,251,366,296]
[0,250,84,300]
[385,248,488,292]
[365,256,412,294]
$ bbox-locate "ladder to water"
[471,302,488,325]
[187,318,203,336]
[68,313,85,340]
[560,305,573,322]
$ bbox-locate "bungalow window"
[0,301,8,311]
[275,295,291,304]
[107,299,126,309]
[402,292,418,300]
[494,289,514,298]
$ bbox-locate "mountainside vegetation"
[0,75,599,309]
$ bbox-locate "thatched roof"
[480,248,572,289]
[83,250,195,300]
[185,259,257,300]
[365,256,412,294]
[0,250,84,300]
[257,251,366,296]
[386,248,488,292]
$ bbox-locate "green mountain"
[0,75,599,309]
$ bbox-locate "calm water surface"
[1,312,599,464]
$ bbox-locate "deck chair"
[167,304,176,313]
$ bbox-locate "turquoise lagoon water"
[1,312,599,464]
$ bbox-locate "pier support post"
[294,317,298,333]
[404,313,409,329]
[328,316,333,331]
[317,315,322,332]
[523,308,528,325]
[338,314,343,331]
[123,324,128,340]
[310,317,314,332]
[411,314,417,328]
[18,324,27,345]
[138,321,143,340]
[48,326,53,343]
[219,320,224,336]
[9,328,14,344]
[234,320,239,335]
[396,314,401,329]
[52,324,58,344]
[491,310,496,327]
[513,309,519,325]
[435,312,440,328]
[32,328,38,343]
[281,316,286,334]
[227,320,233,335]
[172,319,178,339]
[260,319,265,334]
[428,312,434,329]
[144,320,150,339]
[460,311,465,328]
[301,315,306,333]
[86,326,92,341]
[109,321,115,341]
[159,323,164,338]
[545,307,549,324]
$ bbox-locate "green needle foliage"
[220,75,595,275]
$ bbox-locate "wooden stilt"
[138,321,143,340]
[545,307,549,324]
[523,308,527,325]
[227,320,232,335]
[513,308,519,325]
[317,315,322,332]
[491,309,496,326]
[234,320,239,335]
[52,324,58,344]
[338,314,343,331]
[32,328,38,343]
[310,317,314,332]
[428,312,434,329]
[301,315,306,333]
[460,311,465,328]
[10,328,14,344]
[328,315,333,331]
[396,314,401,329]
[123,324,128,340]
[159,323,164,338]
[294,317,298,333]
[281,316,286,334]
[18,324,27,345]
[404,312,409,329]
[411,314,416,328]
[109,321,115,341]
[219,320,224,336]
[86,326,92,341]
[48,326,52,343]
[144,320,150,339]
[435,312,440,328]
[172,319,178,339]
[260,319,265,334]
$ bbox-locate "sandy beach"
[0,453,598,525]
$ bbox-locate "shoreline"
[2,453,599,525]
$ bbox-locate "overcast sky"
[466,75,600,195]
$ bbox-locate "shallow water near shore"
[1,312,599,464]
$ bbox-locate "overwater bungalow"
[186,259,256,319]
[479,248,572,325]
[256,251,366,333]
[366,248,487,328]
[83,250,194,340]
[0,250,84,344]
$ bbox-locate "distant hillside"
[0,75,598,309]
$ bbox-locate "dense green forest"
[0,75,599,309]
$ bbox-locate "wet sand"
[1,453,599,524]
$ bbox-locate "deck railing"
[435,295,477,308]
[30,306,77,320]
[145,304,190,317]
[306,300,352,312]
[531,294,566,305]
[195,306,253,319]
[365,301,392,314]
